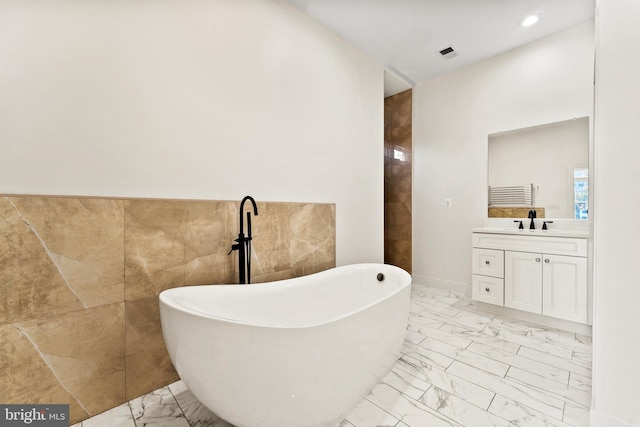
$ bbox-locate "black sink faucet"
[229,196,259,284]
[528,209,537,229]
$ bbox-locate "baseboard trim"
[411,275,471,296]
[591,409,634,427]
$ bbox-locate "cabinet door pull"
[535,257,541,262]
[485,287,490,292]
[544,258,550,263]
[485,260,490,265]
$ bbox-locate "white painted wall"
[0,0,384,265]
[592,0,640,425]
[412,21,594,290]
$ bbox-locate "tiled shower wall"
[0,195,335,424]
[384,89,412,273]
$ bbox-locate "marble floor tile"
[575,333,592,346]
[82,403,135,427]
[563,401,591,427]
[404,329,428,345]
[505,366,592,408]
[401,341,455,370]
[381,366,431,400]
[467,341,571,385]
[396,355,496,409]
[181,401,231,427]
[569,371,592,393]
[408,313,446,329]
[418,309,491,332]
[447,361,566,419]
[75,286,592,427]
[571,348,593,368]
[167,380,198,408]
[488,394,575,427]
[418,337,510,377]
[366,383,462,427]
[422,386,513,427]
[407,321,472,349]
[438,323,522,355]
[129,386,189,427]
[483,324,575,359]
[411,299,461,317]
[517,346,592,378]
[345,398,399,427]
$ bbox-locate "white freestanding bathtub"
[159,263,411,427]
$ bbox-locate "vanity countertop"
[472,227,591,238]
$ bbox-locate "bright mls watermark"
[0,405,69,426]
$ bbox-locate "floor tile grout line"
[485,392,498,412]
[507,366,592,399]
[126,401,137,427]
[515,346,592,374]
[445,360,567,410]
[364,396,402,426]
[486,391,574,427]
[390,383,464,427]
[167,385,191,427]
[463,342,572,386]
[483,331,583,363]
[503,370,591,409]
[414,336,512,378]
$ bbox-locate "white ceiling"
[287,0,595,96]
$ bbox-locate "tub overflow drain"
[376,273,385,282]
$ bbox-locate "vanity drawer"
[472,248,504,278]
[472,275,504,306]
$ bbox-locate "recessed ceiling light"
[521,15,539,27]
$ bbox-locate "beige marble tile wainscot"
[0,195,336,424]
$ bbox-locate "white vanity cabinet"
[472,231,589,324]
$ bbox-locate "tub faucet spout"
[230,196,259,284]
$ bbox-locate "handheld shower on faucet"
[229,195,259,284]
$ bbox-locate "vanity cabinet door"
[542,254,588,323]
[504,251,543,314]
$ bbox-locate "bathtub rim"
[159,263,411,330]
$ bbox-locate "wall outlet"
[444,198,452,208]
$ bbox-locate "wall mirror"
[488,117,589,220]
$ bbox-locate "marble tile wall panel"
[8,197,125,308]
[124,199,231,300]
[384,89,412,273]
[125,296,180,401]
[183,200,230,286]
[225,201,336,283]
[0,323,89,424]
[289,203,336,277]
[1,194,336,424]
[0,197,86,325]
[13,303,125,424]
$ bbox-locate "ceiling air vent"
[438,46,458,59]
